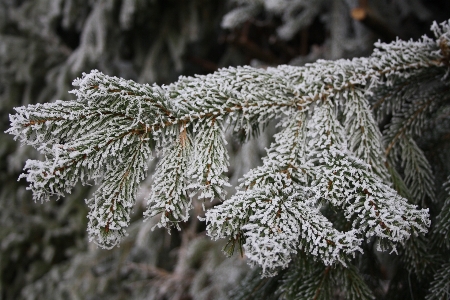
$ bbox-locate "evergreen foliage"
[1,1,243,299]
[7,16,450,299]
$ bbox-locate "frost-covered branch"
[8,20,450,276]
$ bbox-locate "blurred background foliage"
[1,0,449,299]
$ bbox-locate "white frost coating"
[307,103,429,247]
[7,20,450,272]
[86,138,152,249]
[144,128,192,230]
[204,111,352,276]
[207,179,362,277]
[187,120,230,201]
[341,89,389,181]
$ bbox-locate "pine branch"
[229,267,282,300]
[86,137,151,248]
[382,85,450,204]
[7,20,450,273]
[343,88,389,181]
[143,126,192,230]
[426,261,450,300]
[433,176,450,249]
[305,102,429,257]
[399,233,433,281]
[187,120,230,202]
[279,253,374,300]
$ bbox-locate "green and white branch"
[7,20,450,276]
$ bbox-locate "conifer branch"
[7,19,450,277]
[433,177,450,249]
[426,261,450,300]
